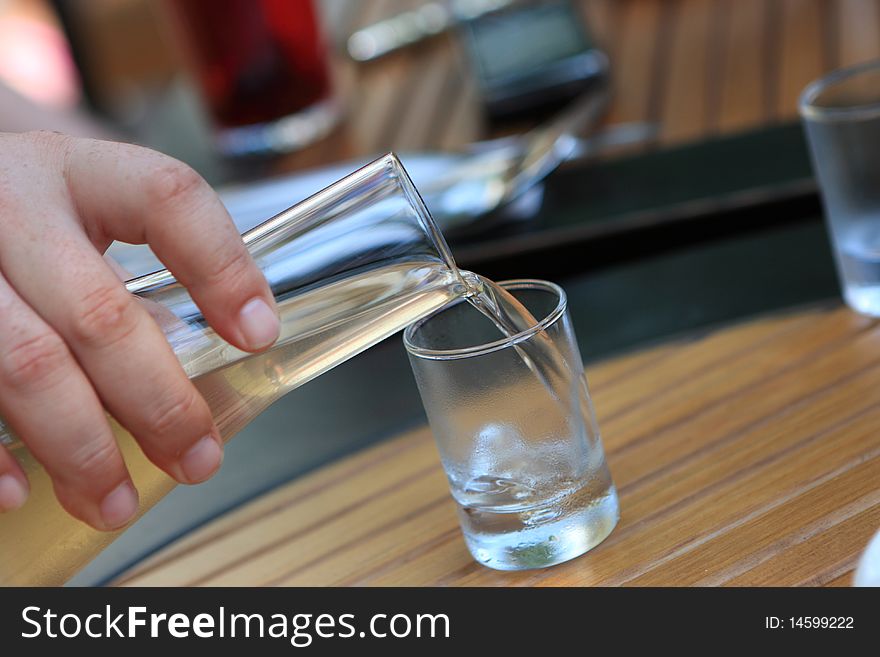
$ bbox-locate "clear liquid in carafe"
[0,259,461,584]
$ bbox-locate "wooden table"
[115,304,880,586]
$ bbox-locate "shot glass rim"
[799,58,880,123]
[403,278,567,361]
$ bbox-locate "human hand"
[0,131,280,530]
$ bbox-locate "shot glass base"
[844,285,880,318]
[462,486,620,571]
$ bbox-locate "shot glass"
[404,279,619,570]
[800,59,880,316]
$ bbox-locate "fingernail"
[238,297,279,350]
[0,475,28,511]
[99,481,138,530]
[180,435,223,484]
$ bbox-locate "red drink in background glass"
[167,0,339,156]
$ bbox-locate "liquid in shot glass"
[404,279,619,570]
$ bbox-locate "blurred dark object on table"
[346,0,608,123]
[456,0,607,122]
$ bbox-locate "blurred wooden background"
[318,0,880,158]
[9,0,880,169]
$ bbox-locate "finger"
[0,443,28,512]
[64,138,280,352]
[0,227,224,487]
[0,272,137,529]
[103,254,134,282]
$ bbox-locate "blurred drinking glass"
[166,0,339,157]
[801,60,880,317]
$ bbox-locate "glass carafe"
[0,154,469,586]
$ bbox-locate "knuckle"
[23,129,72,153]
[144,386,200,442]
[65,437,120,482]
[0,331,71,392]
[24,130,74,168]
[70,285,139,348]
[200,245,253,290]
[144,159,208,210]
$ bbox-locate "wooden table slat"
[716,0,769,132]
[837,0,880,68]
[115,306,880,586]
[601,0,666,126]
[776,0,828,119]
[659,0,716,143]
